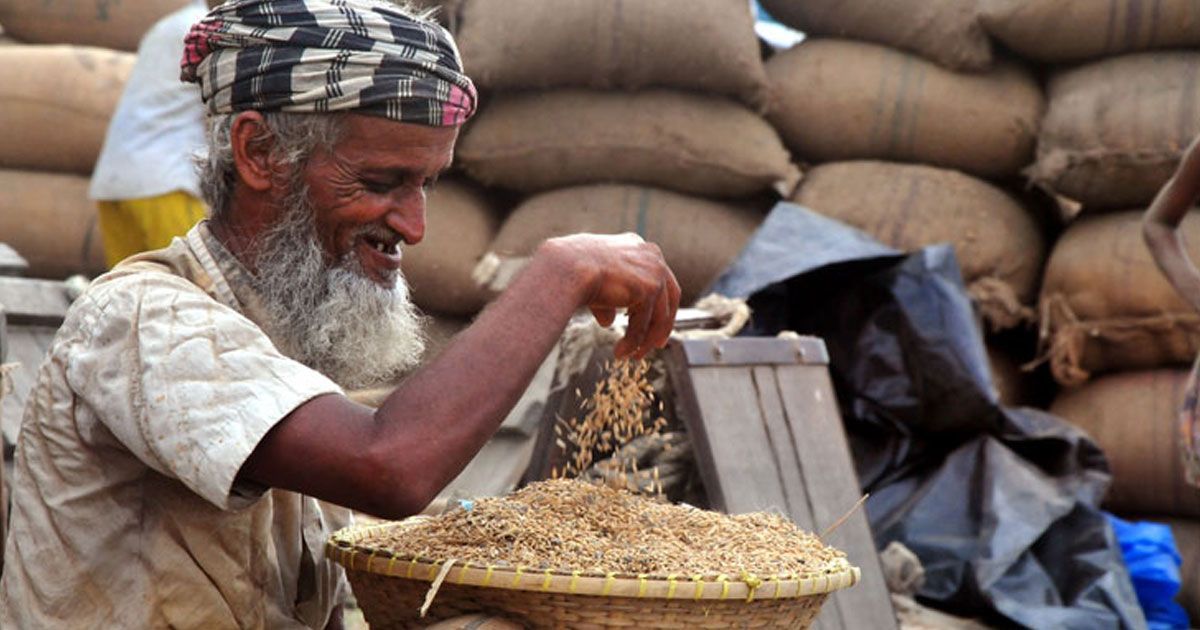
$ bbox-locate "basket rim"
[327,521,861,602]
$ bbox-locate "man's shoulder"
[68,262,217,332]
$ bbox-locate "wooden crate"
[666,336,898,630]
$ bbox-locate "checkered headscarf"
[181,0,476,126]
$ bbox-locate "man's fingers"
[641,284,675,356]
[617,290,657,359]
[590,306,617,327]
[666,271,682,342]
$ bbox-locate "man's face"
[301,114,458,286]
[247,114,458,389]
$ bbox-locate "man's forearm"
[367,244,590,513]
[240,234,677,518]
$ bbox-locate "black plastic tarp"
[709,203,1146,630]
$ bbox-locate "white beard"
[250,187,427,390]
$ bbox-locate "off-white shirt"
[89,2,207,201]
[1,223,352,628]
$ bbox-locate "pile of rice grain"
[375,479,850,578]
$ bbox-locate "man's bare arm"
[1145,134,1200,312]
[239,234,681,519]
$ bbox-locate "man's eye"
[421,177,439,192]
[364,180,392,194]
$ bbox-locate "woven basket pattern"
[329,523,857,629]
[348,570,829,629]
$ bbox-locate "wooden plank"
[668,338,897,630]
[679,336,829,368]
[0,277,69,327]
[750,366,815,526]
[523,346,613,483]
[2,325,57,446]
[777,365,898,630]
[750,365,843,630]
[687,367,791,512]
[0,244,27,277]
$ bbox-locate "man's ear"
[230,111,277,193]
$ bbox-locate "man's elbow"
[358,455,439,520]
[1143,215,1171,249]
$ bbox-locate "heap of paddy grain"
[376,478,849,579]
[455,0,793,306]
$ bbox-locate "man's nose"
[384,192,426,246]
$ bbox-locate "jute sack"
[457,90,798,199]
[0,0,190,51]
[0,45,134,174]
[0,169,106,278]
[404,180,500,317]
[1050,370,1200,517]
[982,0,1200,64]
[1039,210,1200,386]
[765,40,1043,181]
[793,161,1045,330]
[456,0,768,109]
[1164,518,1200,622]
[478,185,764,305]
[1032,52,1200,211]
[759,0,991,71]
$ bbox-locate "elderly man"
[0,1,680,628]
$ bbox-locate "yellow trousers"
[97,192,208,268]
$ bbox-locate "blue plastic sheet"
[1108,515,1190,629]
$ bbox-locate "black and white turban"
[181,0,476,126]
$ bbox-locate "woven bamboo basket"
[328,521,861,629]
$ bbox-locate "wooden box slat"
[0,244,27,277]
[0,277,69,327]
[668,337,898,630]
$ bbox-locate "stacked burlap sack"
[971,2,1200,618]
[0,43,133,278]
[0,1,198,278]
[1032,51,1200,386]
[759,4,1200,614]
[453,0,795,307]
[757,3,1047,335]
[1050,371,1200,622]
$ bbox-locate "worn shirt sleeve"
[65,272,343,510]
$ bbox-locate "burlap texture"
[1032,52,1200,210]
[1039,210,1200,385]
[486,184,764,305]
[1050,370,1200,517]
[792,161,1044,328]
[456,0,768,108]
[982,0,1200,64]
[0,45,133,174]
[404,180,500,317]
[0,0,190,51]
[760,0,991,71]
[765,40,1042,181]
[458,89,798,199]
[0,169,106,278]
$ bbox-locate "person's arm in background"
[1144,134,1200,312]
